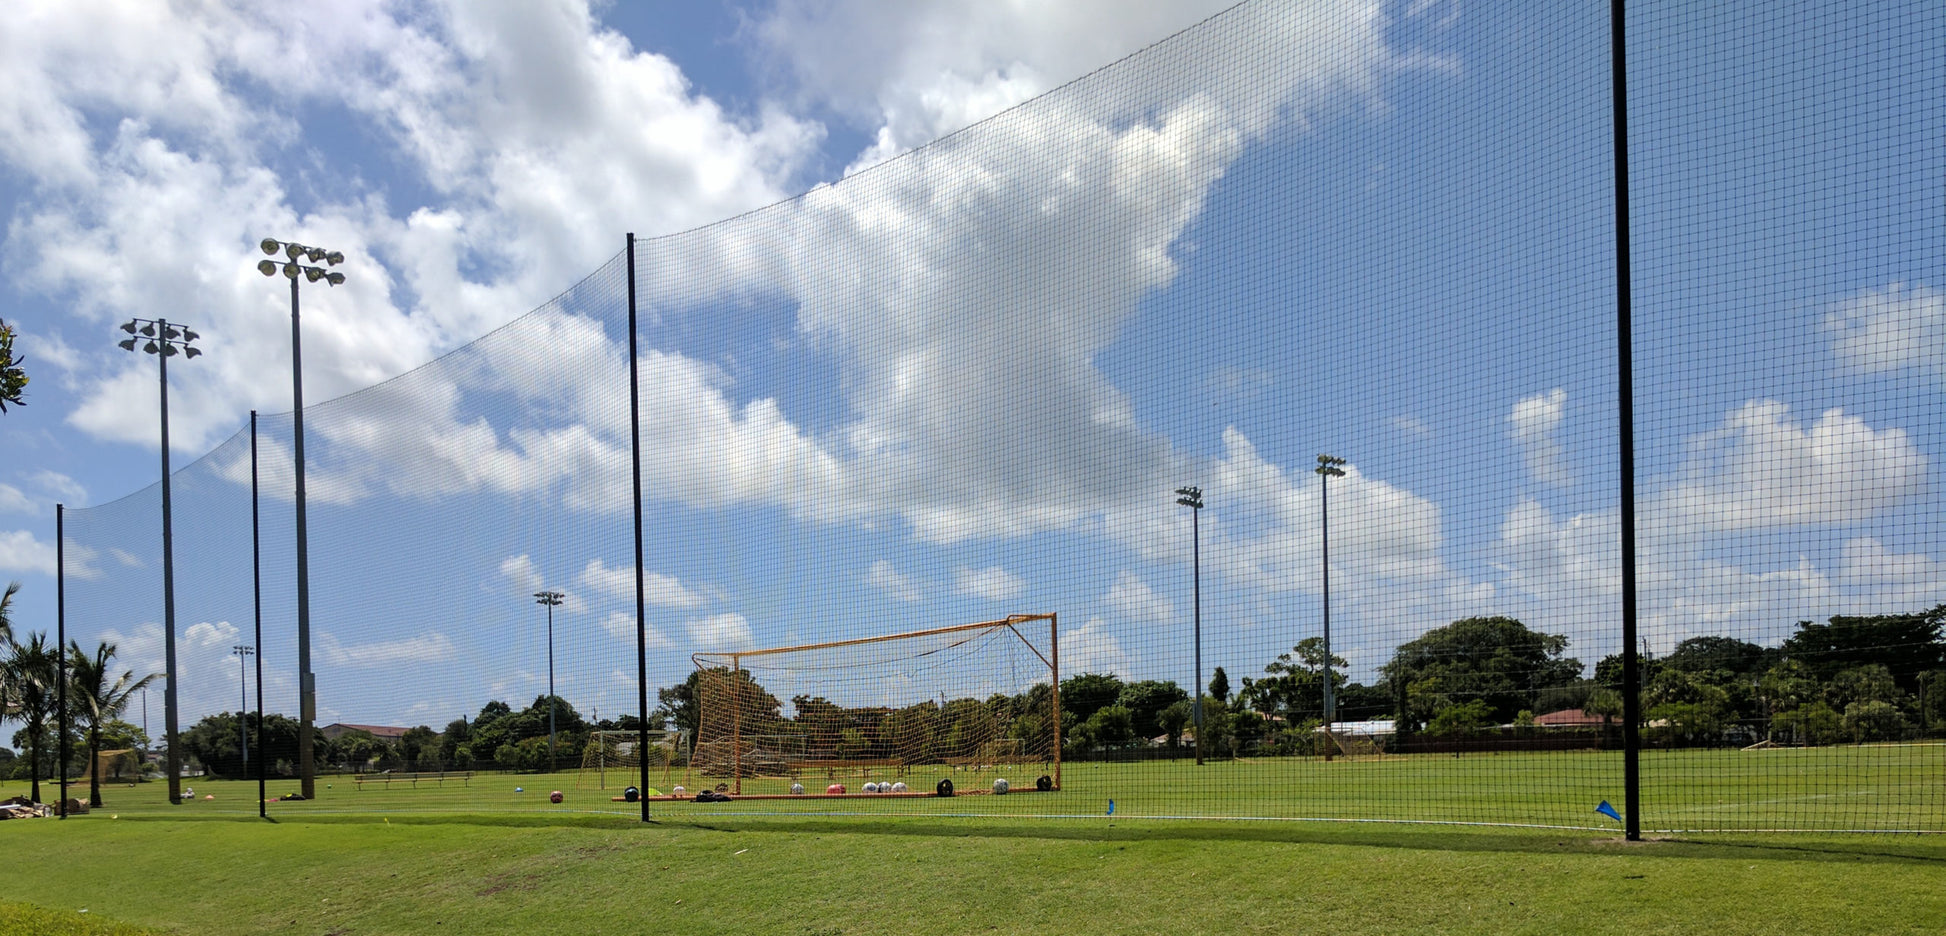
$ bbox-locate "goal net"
[692,614,1061,795]
[575,729,690,790]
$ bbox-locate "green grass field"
[4,747,1940,934]
[39,744,1945,832]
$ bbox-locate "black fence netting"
[53,0,1944,833]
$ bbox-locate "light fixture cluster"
[118,318,203,358]
[257,238,347,286]
[1175,485,1203,510]
[1315,454,1346,479]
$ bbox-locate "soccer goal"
[692,613,1061,796]
[575,729,690,790]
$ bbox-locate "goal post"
[692,613,1061,795]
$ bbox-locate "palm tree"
[68,640,159,807]
[5,633,60,803]
[0,580,19,647]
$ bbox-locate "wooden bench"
[352,770,472,789]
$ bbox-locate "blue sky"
[2,1,1940,731]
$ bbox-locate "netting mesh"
[52,0,1945,832]
[691,617,1060,801]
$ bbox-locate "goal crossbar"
[692,613,1056,665]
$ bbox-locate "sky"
[1,0,1940,733]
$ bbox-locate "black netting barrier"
[52,0,1944,833]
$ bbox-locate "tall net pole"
[1610,0,1642,843]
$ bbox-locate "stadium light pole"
[232,645,254,766]
[535,590,565,768]
[117,316,203,805]
[1315,455,1346,758]
[257,237,345,800]
[1176,486,1205,766]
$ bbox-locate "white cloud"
[1651,401,1924,535]
[0,485,32,514]
[319,630,458,668]
[499,554,542,593]
[956,566,1026,602]
[579,558,706,609]
[686,612,755,652]
[1834,538,1946,615]
[1509,388,1569,486]
[1057,616,1131,678]
[600,610,674,648]
[1828,282,1946,381]
[867,559,925,603]
[0,529,56,576]
[1104,571,1172,623]
[1389,415,1432,437]
[109,548,145,569]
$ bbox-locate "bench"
[352,770,472,789]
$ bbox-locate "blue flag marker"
[1596,800,1622,823]
[1107,799,1115,816]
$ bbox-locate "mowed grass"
[5,806,1946,935]
[2,748,1942,935]
[59,743,1946,832]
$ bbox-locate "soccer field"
[63,743,1945,833]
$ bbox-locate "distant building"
[1533,709,1606,729]
[320,723,411,743]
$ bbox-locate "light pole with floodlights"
[232,645,254,766]
[535,590,565,768]
[117,316,202,804]
[1315,454,1346,757]
[1176,486,1205,766]
[256,237,344,799]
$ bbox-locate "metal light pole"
[257,238,344,799]
[1176,486,1205,766]
[232,645,254,767]
[117,316,203,804]
[534,590,565,768]
[1315,455,1346,759]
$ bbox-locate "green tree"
[1824,665,1901,711]
[1082,704,1135,751]
[1156,699,1192,752]
[4,633,60,802]
[1772,701,1842,745]
[1382,617,1582,725]
[65,640,160,806]
[1058,673,1126,727]
[1258,637,1347,721]
[1426,699,1494,739]
[1114,680,1187,741]
[1208,667,1230,706]
[1842,701,1907,742]
[0,580,18,646]
[1662,636,1772,676]
[656,673,701,738]
[1782,607,1946,691]
[399,725,438,770]
[0,319,27,412]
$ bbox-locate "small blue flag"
[1595,800,1622,823]
[1107,799,1116,816]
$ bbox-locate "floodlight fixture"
[254,237,346,799]
[1315,453,1346,749]
[534,589,567,767]
[114,315,205,804]
[1176,485,1206,765]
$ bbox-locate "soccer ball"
[863,782,880,793]
[992,778,1010,794]
[826,783,846,795]
[549,790,564,804]
[514,787,524,793]
[790,783,805,795]
[890,782,908,793]
[672,785,685,795]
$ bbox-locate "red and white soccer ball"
[549,790,564,804]
[826,783,846,795]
